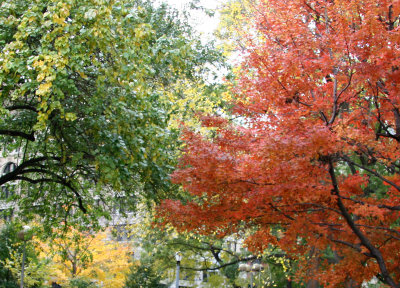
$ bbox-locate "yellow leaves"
[34,112,49,130]
[55,36,69,52]
[36,72,46,82]
[32,59,44,68]
[84,9,98,20]
[165,224,177,234]
[165,80,227,131]
[28,16,36,23]
[58,4,70,19]
[43,229,131,288]
[33,59,49,75]
[53,14,65,25]
[222,90,234,102]
[45,2,70,26]
[2,247,49,287]
[134,23,153,39]
[33,53,66,99]
[36,82,52,96]
[31,52,73,128]
[188,101,196,110]
[78,231,131,288]
[217,0,254,56]
[1,59,10,73]
[227,1,245,18]
[65,112,77,121]
[78,71,88,79]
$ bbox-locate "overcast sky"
[161,0,229,83]
[163,0,224,41]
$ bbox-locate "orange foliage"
[158,1,400,287]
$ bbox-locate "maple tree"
[158,0,400,287]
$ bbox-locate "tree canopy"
[158,0,400,287]
[0,0,221,230]
[40,228,131,287]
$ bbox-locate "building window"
[1,162,16,199]
[3,162,16,174]
[113,196,126,214]
[0,209,13,222]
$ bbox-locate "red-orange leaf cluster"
[158,1,400,287]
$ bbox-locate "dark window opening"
[1,162,17,199]
[0,209,13,222]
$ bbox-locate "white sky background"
[157,0,233,84]
[161,0,224,42]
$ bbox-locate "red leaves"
[157,0,400,286]
[339,173,367,196]
[199,114,229,128]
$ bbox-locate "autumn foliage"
[158,0,400,287]
[42,229,131,288]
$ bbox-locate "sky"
[163,0,224,41]
[160,0,229,83]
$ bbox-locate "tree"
[125,206,240,287]
[0,223,18,288]
[216,0,254,56]
[158,0,400,287]
[41,228,131,288]
[0,221,48,288]
[0,0,221,230]
[131,206,295,287]
[124,261,165,288]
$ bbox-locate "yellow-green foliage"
[41,229,131,288]
[216,0,257,56]
[203,274,230,287]
[1,246,49,287]
[0,0,225,231]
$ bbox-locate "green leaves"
[0,0,223,231]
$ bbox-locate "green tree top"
[0,0,222,231]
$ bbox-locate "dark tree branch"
[0,156,87,213]
[340,155,400,192]
[328,236,373,257]
[0,129,35,141]
[15,176,57,184]
[16,175,87,214]
[210,245,223,264]
[181,253,286,272]
[269,203,295,221]
[338,194,400,213]
[320,111,328,124]
[0,156,60,185]
[181,255,258,271]
[328,158,399,288]
[6,105,38,113]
